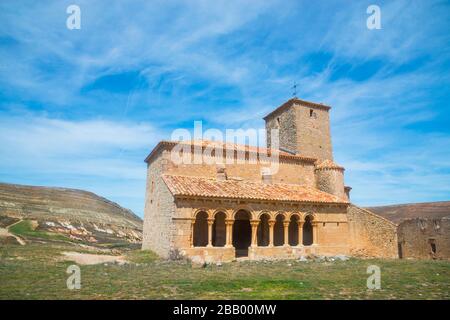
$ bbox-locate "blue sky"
[1,0,450,217]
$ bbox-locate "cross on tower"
[291,82,298,98]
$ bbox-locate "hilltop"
[0,182,142,246]
[366,201,450,224]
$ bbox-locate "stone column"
[250,220,259,247]
[190,219,195,247]
[268,219,275,247]
[283,221,290,246]
[297,221,304,246]
[225,219,234,247]
[207,218,214,247]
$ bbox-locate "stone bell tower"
[264,98,348,200]
[264,98,333,161]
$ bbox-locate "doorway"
[233,210,251,257]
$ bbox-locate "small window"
[429,239,437,254]
[310,109,314,117]
[431,243,437,254]
[322,222,325,227]
[276,117,280,126]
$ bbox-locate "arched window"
[288,215,299,246]
[303,215,313,246]
[257,213,270,246]
[212,212,226,247]
[274,214,285,246]
[233,210,251,257]
[193,211,208,247]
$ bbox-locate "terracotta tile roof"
[144,140,317,164]
[315,159,344,171]
[263,98,331,120]
[162,175,348,204]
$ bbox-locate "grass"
[9,220,70,242]
[0,242,449,300]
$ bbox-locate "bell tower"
[264,98,333,161]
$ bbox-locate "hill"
[366,201,450,224]
[0,182,142,246]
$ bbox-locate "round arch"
[232,205,254,219]
[257,212,270,246]
[232,209,252,257]
[192,208,210,219]
[303,214,314,246]
[193,211,208,247]
[212,211,226,247]
[273,213,285,246]
[288,214,300,246]
[212,208,231,220]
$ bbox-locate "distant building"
[142,98,400,262]
[397,218,450,259]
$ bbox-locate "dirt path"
[0,219,26,245]
[61,251,128,265]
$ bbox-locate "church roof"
[263,98,331,120]
[162,175,348,204]
[315,159,345,171]
[144,140,317,164]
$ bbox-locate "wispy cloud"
[0,113,160,213]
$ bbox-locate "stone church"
[142,98,399,262]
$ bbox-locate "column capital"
[207,218,215,225]
[225,219,234,225]
[250,220,260,227]
[283,221,290,227]
[268,219,276,226]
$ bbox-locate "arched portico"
[190,207,319,254]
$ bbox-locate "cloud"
[0,113,160,215]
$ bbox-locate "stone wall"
[265,101,334,161]
[295,104,333,161]
[397,218,450,260]
[165,151,317,187]
[142,150,176,257]
[315,167,345,199]
[182,247,235,263]
[265,104,297,153]
[347,205,398,258]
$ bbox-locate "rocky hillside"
[0,182,142,246]
[366,201,450,224]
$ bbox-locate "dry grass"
[0,242,449,300]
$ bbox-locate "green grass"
[9,220,70,242]
[0,242,449,300]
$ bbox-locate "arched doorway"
[193,211,208,247]
[212,212,226,247]
[233,210,251,257]
[257,213,270,246]
[288,215,299,246]
[274,214,284,246]
[303,215,313,246]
